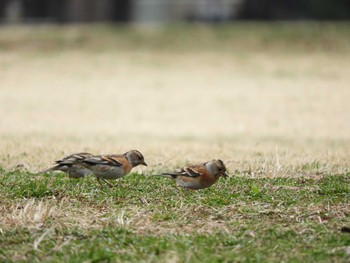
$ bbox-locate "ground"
[0,22,349,262]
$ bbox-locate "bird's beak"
[221,172,229,179]
[141,161,148,166]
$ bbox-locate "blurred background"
[1,0,350,23]
[0,0,349,175]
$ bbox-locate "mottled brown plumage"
[42,152,93,178]
[158,159,228,190]
[81,150,147,187]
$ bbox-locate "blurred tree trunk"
[65,0,87,22]
[4,0,23,23]
[64,0,117,22]
[113,0,131,22]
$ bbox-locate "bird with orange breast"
[81,149,147,187]
[43,150,147,187]
[156,159,228,190]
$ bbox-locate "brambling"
[157,159,228,190]
[42,152,93,178]
[81,149,147,187]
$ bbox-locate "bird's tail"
[37,165,60,175]
[152,173,177,179]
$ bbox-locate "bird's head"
[124,150,147,167]
[206,159,228,178]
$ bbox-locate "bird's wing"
[83,155,124,167]
[184,164,208,177]
[55,152,92,165]
[162,164,205,178]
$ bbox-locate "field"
[0,22,350,262]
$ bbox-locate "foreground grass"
[1,169,350,262]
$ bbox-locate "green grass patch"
[1,225,350,262]
[1,169,350,262]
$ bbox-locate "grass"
[1,169,350,262]
[0,22,350,261]
[0,22,349,53]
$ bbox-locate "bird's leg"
[96,178,105,188]
[101,179,115,188]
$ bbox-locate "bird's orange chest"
[113,157,133,174]
[187,165,216,186]
[199,173,217,186]
[178,170,216,187]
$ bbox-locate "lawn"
[0,22,349,262]
[1,170,350,262]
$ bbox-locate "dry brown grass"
[0,24,349,177]
[2,190,349,235]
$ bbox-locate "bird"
[156,159,228,190]
[41,152,93,178]
[81,149,147,187]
